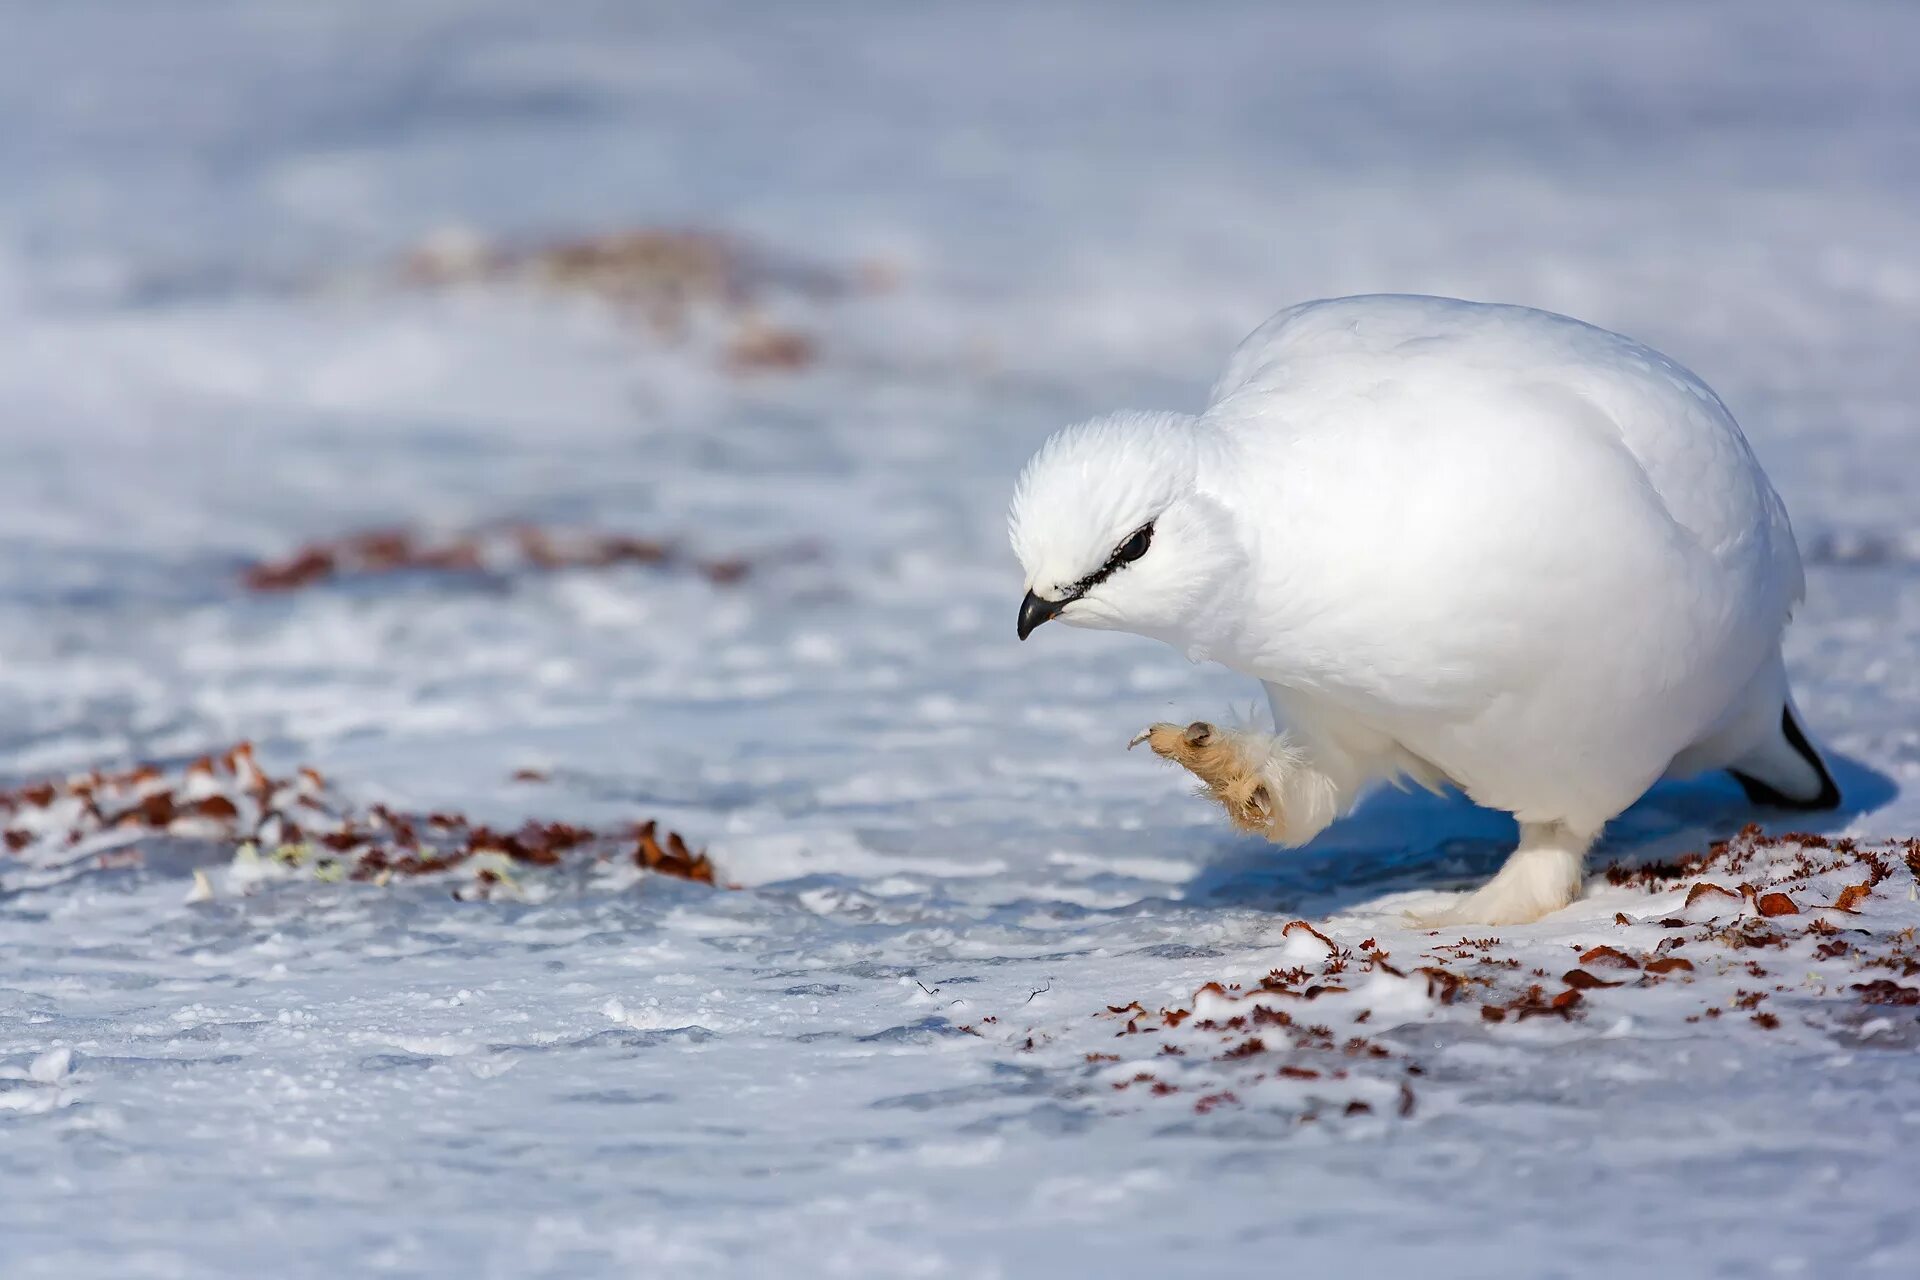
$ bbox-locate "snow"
[2,2,1919,1276]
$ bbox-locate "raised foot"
[1132,721,1274,834]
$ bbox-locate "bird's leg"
[1132,721,1343,845]
[1421,821,1591,926]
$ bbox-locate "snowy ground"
[3,2,1920,1276]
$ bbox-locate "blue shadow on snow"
[1180,748,1898,918]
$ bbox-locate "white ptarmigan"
[1009,294,1838,925]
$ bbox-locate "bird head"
[1008,412,1239,645]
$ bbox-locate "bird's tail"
[1728,703,1841,811]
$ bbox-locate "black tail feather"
[1729,707,1842,811]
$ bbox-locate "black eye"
[1114,523,1153,565]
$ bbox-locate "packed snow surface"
[2,3,1919,1277]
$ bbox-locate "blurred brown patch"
[241,523,813,594]
[395,224,898,373]
[724,321,817,374]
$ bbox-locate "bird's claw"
[1134,720,1279,837]
[1130,721,1215,752]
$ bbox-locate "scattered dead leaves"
[0,744,717,895]
[1002,829,1920,1136]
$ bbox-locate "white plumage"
[1010,294,1837,924]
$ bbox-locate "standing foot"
[1419,822,1591,926]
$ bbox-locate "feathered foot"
[1133,721,1346,845]
[1133,721,1277,834]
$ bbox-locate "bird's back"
[1204,294,1803,623]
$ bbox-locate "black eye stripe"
[1063,521,1155,598]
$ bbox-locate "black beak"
[1017,590,1067,641]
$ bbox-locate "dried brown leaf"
[1831,882,1872,913]
[1685,882,1741,909]
[192,795,240,821]
[1280,919,1338,954]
